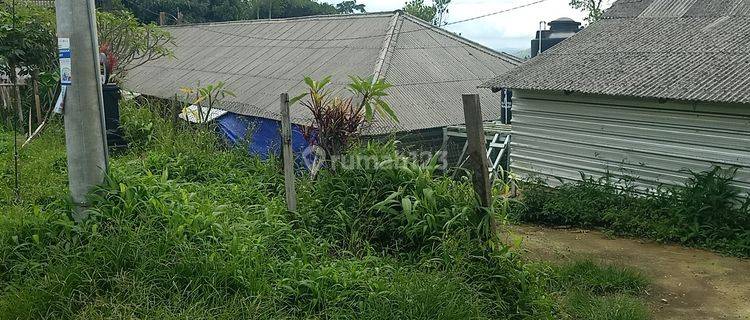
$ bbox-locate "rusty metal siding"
[510,90,750,193]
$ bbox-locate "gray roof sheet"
[481,0,750,104]
[125,11,519,134]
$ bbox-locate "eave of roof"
[481,0,750,105]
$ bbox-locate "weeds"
[514,169,750,257]
[0,101,651,319]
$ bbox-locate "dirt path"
[510,225,750,320]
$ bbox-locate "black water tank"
[102,84,127,148]
[531,17,581,58]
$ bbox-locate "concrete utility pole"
[55,0,109,216]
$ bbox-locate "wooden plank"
[279,93,297,212]
[462,94,497,234]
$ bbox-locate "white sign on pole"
[58,38,72,86]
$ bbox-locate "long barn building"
[126,11,520,157]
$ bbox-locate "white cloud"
[322,0,610,51]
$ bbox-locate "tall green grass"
[0,100,650,319]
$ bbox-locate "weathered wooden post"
[159,12,167,26]
[462,94,498,234]
[280,93,298,212]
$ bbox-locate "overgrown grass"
[554,260,650,320]
[513,172,750,257]
[0,100,650,319]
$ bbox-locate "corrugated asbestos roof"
[481,0,750,104]
[125,11,520,134]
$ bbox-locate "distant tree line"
[99,0,455,26]
[100,0,344,24]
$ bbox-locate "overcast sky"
[322,0,613,52]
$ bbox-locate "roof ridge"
[399,13,522,65]
[163,11,399,29]
[371,11,403,82]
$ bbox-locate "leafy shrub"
[513,168,750,256]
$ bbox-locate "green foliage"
[404,0,437,24]
[292,76,397,159]
[402,0,451,26]
[569,0,606,23]
[561,291,651,320]
[513,168,750,257]
[0,3,56,79]
[178,81,236,124]
[97,10,175,83]
[0,101,651,319]
[335,0,366,14]
[112,0,338,24]
[0,3,57,130]
[555,260,648,295]
[552,260,650,320]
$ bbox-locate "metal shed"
[482,0,750,193]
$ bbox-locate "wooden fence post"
[280,93,298,212]
[462,94,497,234]
[158,12,167,26]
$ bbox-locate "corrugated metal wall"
[510,90,750,193]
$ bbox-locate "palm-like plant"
[292,75,397,161]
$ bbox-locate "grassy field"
[1,101,650,319]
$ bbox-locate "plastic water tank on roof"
[531,17,582,58]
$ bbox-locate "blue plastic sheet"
[216,113,311,161]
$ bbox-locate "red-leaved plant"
[99,42,118,84]
[292,75,397,162]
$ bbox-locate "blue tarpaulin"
[215,113,311,160]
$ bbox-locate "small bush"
[513,169,750,257]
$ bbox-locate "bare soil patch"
[511,225,750,320]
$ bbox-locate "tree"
[97,10,175,84]
[433,0,450,26]
[0,3,56,132]
[112,0,338,23]
[403,0,435,24]
[403,0,450,26]
[335,0,366,14]
[569,0,606,23]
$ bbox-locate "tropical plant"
[291,75,397,161]
[335,0,366,14]
[97,10,175,84]
[179,81,236,124]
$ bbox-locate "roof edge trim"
[372,11,402,82]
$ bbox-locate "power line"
[444,0,549,26]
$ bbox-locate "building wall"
[368,128,446,154]
[510,90,750,193]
